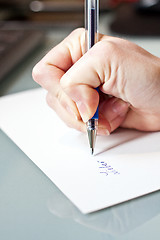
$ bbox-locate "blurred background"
[0,0,160,86]
[0,0,160,30]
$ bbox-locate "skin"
[32,28,160,135]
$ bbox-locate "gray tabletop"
[0,17,160,240]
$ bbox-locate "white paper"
[0,88,160,214]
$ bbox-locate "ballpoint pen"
[85,0,99,155]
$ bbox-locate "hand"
[32,28,160,135]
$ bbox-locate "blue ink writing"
[97,161,120,176]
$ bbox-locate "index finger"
[32,28,86,90]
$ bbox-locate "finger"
[47,87,81,122]
[46,92,85,132]
[121,109,160,131]
[60,40,118,122]
[32,28,86,91]
[98,97,129,134]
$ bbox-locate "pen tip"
[91,148,94,155]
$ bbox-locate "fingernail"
[97,129,110,136]
[112,99,129,117]
[76,101,89,122]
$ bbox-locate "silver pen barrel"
[85,0,99,155]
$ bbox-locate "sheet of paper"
[0,88,160,214]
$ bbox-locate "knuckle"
[71,28,84,36]
[103,41,118,55]
[55,88,62,102]
[67,28,85,55]
[60,75,72,92]
[55,89,68,110]
[32,62,43,84]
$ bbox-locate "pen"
[85,0,99,155]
